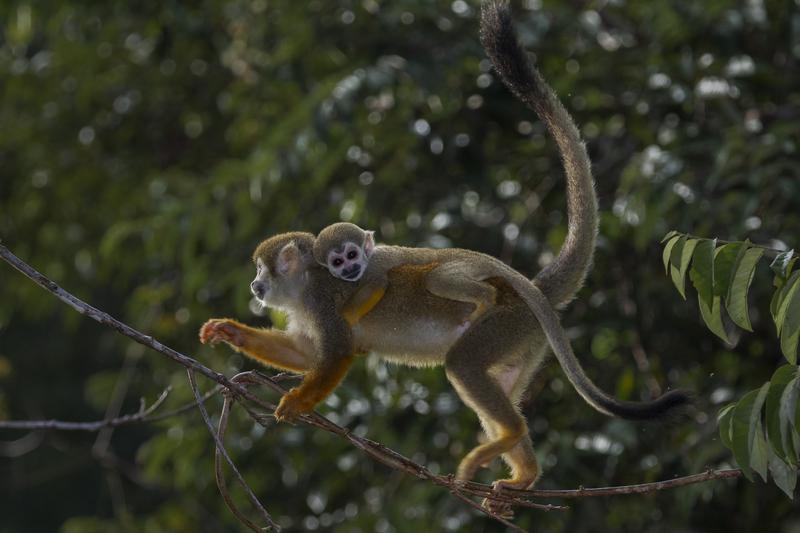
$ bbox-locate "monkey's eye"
[332,258,344,267]
[347,250,358,260]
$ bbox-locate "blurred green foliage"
[1,0,800,531]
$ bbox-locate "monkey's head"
[251,232,316,309]
[313,222,375,282]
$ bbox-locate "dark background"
[1,1,799,531]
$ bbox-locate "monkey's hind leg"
[481,352,547,517]
[443,307,530,484]
[426,262,496,322]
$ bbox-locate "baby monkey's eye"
[347,250,358,260]
[332,258,344,267]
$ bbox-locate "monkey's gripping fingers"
[274,387,317,423]
[199,319,245,347]
[274,354,354,422]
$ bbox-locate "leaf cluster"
[664,232,800,497]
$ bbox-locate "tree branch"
[228,371,742,504]
[0,243,745,532]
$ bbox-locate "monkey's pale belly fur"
[352,318,472,367]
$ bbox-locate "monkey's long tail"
[509,276,692,419]
[480,1,597,308]
[482,2,690,420]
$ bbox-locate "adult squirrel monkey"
[200,1,690,515]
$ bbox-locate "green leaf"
[718,403,736,450]
[714,243,744,298]
[725,245,764,331]
[690,239,716,309]
[698,293,730,344]
[775,272,800,338]
[662,235,681,274]
[772,279,788,322]
[780,286,800,365]
[731,384,770,481]
[770,250,796,279]
[766,365,799,459]
[768,447,797,499]
[779,377,800,464]
[695,242,745,344]
[669,235,687,269]
[773,271,800,333]
[671,238,699,299]
[661,230,680,244]
[751,419,770,482]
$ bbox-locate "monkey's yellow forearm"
[199,318,311,373]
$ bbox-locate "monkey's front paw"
[274,388,316,422]
[199,319,244,347]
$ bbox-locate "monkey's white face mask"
[325,232,375,282]
[250,242,308,309]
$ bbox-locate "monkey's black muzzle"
[342,265,361,280]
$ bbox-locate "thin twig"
[503,468,743,499]
[215,390,256,530]
[0,431,44,458]
[93,351,141,457]
[215,374,285,531]
[671,233,785,258]
[187,369,279,532]
[0,386,228,432]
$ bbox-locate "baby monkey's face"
[326,241,368,281]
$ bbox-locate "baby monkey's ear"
[363,231,376,258]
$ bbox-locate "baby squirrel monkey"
[313,222,496,326]
[200,2,691,517]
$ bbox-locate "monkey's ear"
[363,231,375,258]
[277,242,302,276]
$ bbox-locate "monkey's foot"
[482,497,514,520]
[481,477,536,519]
[274,388,316,422]
[199,319,244,347]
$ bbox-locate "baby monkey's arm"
[341,279,387,326]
